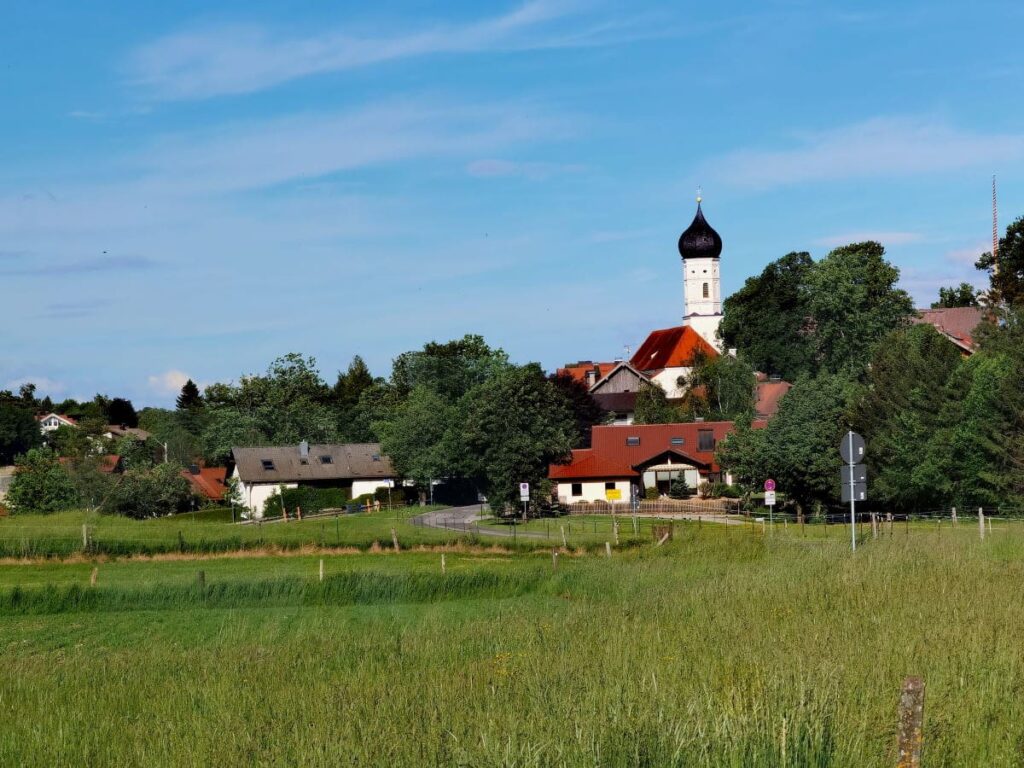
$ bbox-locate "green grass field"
[2,514,1024,765]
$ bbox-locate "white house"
[36,413,77,434]
[231,442,396,518]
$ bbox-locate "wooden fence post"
[551,548,558,571]
[196,570,206,590]
[979,507,986,540]
[319,558,324,582]
[605,542,612,558]
[90,566,98,587]
[441,553,446,574]
[896,676,925,767]
[391,527,400,552]
[82,524,89,551]
[560,526,567,548]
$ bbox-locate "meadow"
[2,514,1024,765]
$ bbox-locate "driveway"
[410,505,547,539]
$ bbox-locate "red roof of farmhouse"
[630,325,718,372]
[36,412,77,425]
[555,361,618,386]
[912,306,985,353]
[549,421,763,480]
[181,466,228,500]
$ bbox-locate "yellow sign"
[605,488,622,501]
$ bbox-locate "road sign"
[519,482,530,502]
[839,431,866,463]
[764,490,776,506]
[605,488,622,501]
[841,482,867,503]
[840,464,867,484]
[764,478,776,492]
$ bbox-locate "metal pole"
[849,431,856,552]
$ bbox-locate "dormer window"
[319,455,333,465]
[261,459,275,471]
[670,437,684,446]
[626,436,640,446]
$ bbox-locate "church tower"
[678,193,724,350]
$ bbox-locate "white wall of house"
[651,367,692,399]
[352,479,394,497]
[556,479,633,504]
[39,415,73,434]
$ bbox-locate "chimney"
[299,440,309,459]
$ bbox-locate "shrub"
[644,487,660,500]
[698,481,715,499]
[668,476,691,500]
[6,448,79,514]
[105,464,192,519]
[373,486,404,505]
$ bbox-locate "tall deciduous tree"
[633,382,679,425]
[804,241,915,375]
[6,448,79,514]
[719,252,815,380]
[391,334,509,401]
[106,397,138,428]
[550,372,606,448]
[851,324,962,509]
[0,398,42,464]
[375,386,454,488]
[679,350,757,421]
[449,364,575,512]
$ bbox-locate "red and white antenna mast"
[992,174,999,276]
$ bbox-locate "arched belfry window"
[702,282,709,298]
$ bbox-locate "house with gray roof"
[231,441,396,518]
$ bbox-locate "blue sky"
[3,1,1022,407]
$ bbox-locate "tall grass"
[3,531,1024,765]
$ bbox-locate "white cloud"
[708,116,1024,189]
[128,1,660,100]
[466,158,585,179]
[147,370,193,395]
[945,242,989,265]
[813,231,924,247]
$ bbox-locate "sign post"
[763,479,776,527]
[519,482,530,521]
[839,431,866,552]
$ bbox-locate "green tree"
[633,382,679,424]
[976,214,1024,307]
[106,397,138,428]
[175,379,203,411]
[719,252,815,380]
[804,241,915,375]
[104,463,192,519]
[391,334,509,401]
[449,364,575,513]
[48,424,90,458]
[721,375,853,520]
[679,350,756,421]
[6,448,80,514]
[331,356,377,411]
[668,475,691,500]
[851,324,962,509]
[932,282,979,308]
[0,398,43,464]
[550,372,605,448]
[375,386,454,490]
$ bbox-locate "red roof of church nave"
[630,326,718,372]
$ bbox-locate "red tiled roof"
[755,380,792,419]
[181,466,228,500]
[912,307,985,353]
[549,421,754,480]
[630,326,718,372]
[58,454,120,473]
[556,361,618,386]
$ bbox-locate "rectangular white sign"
[519,482,530,501]
[764,490,776,506]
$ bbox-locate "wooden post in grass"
[551,548,558,571]
[655,532,670,547]
[441,553,446,574]
[951,506,957,524]
[196,570,206,590]
[896,676,925,768]
[90,566,98,587]
[296,505,303,521]
[391,527,400,552]
[979,507,986,540]
[560,526,567,548]
[319,558,324,582]
[613,518,620,545]
[871,512,878,539]
[81,524,88,551]
[605,541,611,558]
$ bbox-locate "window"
[372,454,381,462]
[261,459,275,471]
[571,483,583,497]
[670,437,684,446]
[626,436,640,446]
[702,282,709,298]
[299,458,308,465]
[605,482,616,491]
[319,455,333,465]
[698,430,715,451]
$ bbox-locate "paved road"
[410,505,548,538]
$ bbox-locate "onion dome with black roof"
[678,194,722,260]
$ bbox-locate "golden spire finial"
[696,185,703,204]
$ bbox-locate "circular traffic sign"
[764,478,776,492]
[839,431,866,463]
